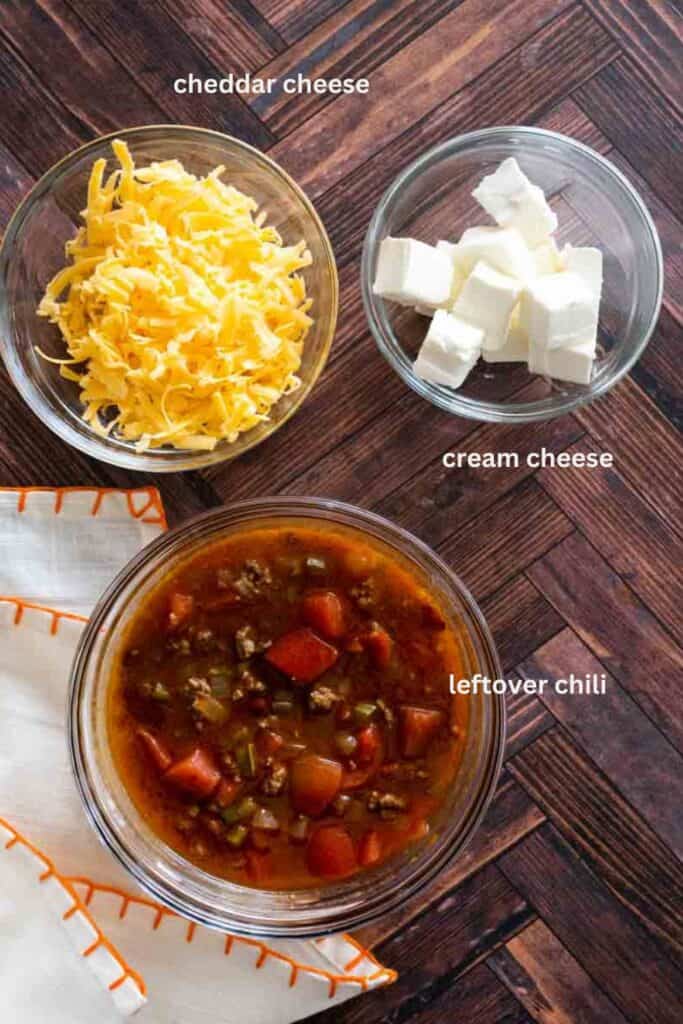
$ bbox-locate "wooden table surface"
[1,2,681,1021]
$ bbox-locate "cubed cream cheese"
[453,260,522,350]
[472,157,558,247]
[483,318,528,363]
[528,334,596,384]
[533,238,561,276]
[373,236,453,307]
[453,226,536,283]
[519,271,598,351]
[561,244,603,309]
[413,309,483,388]
[415,240,465,315]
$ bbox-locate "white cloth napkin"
[0,488,396,1023]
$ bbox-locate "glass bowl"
[362,126,663,423]
[0,126,338,471]
[68,497,504,938]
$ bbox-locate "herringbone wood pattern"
[0,2,681,1020]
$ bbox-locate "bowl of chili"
[69,498,504,937]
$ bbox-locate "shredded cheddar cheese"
[37,140,313,451]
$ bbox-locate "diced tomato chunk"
[290,754,342,816]
[246,849,272,882]
[214,779,240,808]
[256,729,284,758]
[356,724,381,766]
[302,591,346,639]
[362,627,393,669]
[136,728,172,773]
[306,825,357,879]
[265,627,338,683]
[167,591,194,631]
[358,829,382,867]
[399,706,444,758]
[163,748,220,799]
[341,728,384,790]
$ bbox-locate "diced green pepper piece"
[353,701,377,724]
[150,682,170,702]
[220,796,258,825]
[224,824,248,848]
[272,689,295,715]
[235,741,258,778]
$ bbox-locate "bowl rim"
[68,496,506,937]
[0,124,338,472]
[361,125,664,424]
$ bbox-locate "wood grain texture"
[508,728,683,957]
[69,0,274,145]
[499,824,683,1024]
[268,0,575,195]
[489,917,631,1024]
[528,532,683,751]
[575,56,683,219]
[1,4,682,1021]
[580,0,682,105]
[520,628,683,855]
[537,437,683,645]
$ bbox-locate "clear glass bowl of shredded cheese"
[362,127,663,423]
[0,126,338,470]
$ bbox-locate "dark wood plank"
[521,627,683,856]
[267,0,576,196]
[311,961,530,1024]
[528,532,683,751]
[159,0,282,72]
[0,0,167,134]
[537,96,612,154]
[328,862,534,1024]
[604,148,683,326]
[357,774,545,948]
[69,0,273,147]
[536,436,683,645]
[0,30,86,172]
[437,479,574,603]
[574,376,683,531]
[376,398,584,550]
[575,55,683,219]
[316,4,618,267]
[505,693,555,761]
[509,727,683,957]
[251,0,347,45]
[489,917,631,1024]
[0,141,32,229]
[250,0,462,136]
[631,305,683,427]
[482,575,566,674]
[581,0,683,104]
[499,823,683,1024]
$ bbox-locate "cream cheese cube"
[519,271,598,351]
[528,334,595,384]
[373,236,453,307]
[453,226,536,284]
[415,240,465,316]
[533,238,561,276]
[472,158,558,247]
[413,310,483,388]
[561,244,603,308]
[483,319,528,363]
[453,260,522,350]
